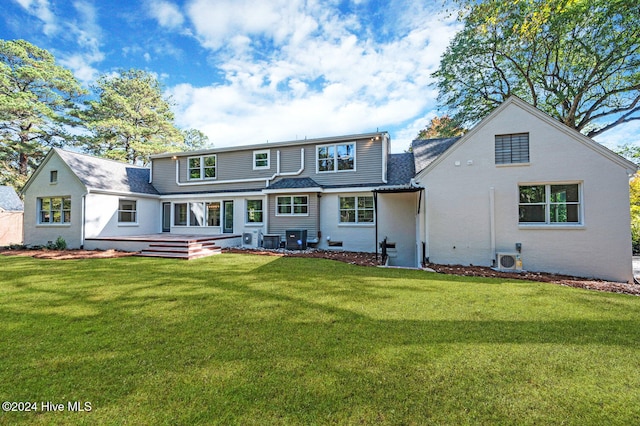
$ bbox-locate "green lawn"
[1,253,639,425]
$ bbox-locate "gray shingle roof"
[267,177,322,190]
[0,186,23,211]
[55,149,158,195]
[411,137,460,174]
[387,153,415,186]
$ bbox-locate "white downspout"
[381,134,388,184]
[489,187,496,265]
[81,193,87,248]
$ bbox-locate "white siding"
[318,193,376,252]
[417,100,634,283]
[23,153,86,248]
[84,194,160,238]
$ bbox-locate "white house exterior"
[22,149,161,249]
[20,97,637,282]
[413,97,637,283]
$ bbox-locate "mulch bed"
[2,247,638,296]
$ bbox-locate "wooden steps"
[138,237,222,260]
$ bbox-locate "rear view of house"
[20,97,637,282]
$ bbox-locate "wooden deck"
[85,234,241,260]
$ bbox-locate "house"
[412,97,637,283]
[20,97,637,282]
[0,185,24,246]
[21,149,160,249]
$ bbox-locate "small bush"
[46,236,67,251]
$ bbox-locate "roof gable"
[415,96,637,178]
[54,149,158,195]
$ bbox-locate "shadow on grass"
[1,254,640,424]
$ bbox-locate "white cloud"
[594,121,640,150]
[148,0,184,29]
[57,1,104,84]
[13,0,57,35]
[170,0,461,152]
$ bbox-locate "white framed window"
[206,202,221,226]
[276,195,308,216]
[246,199,263,223]
[188,155,216,180]
[174,203,188,226]
[496,133,529,165]
[339,196,374,224]
[317,142,355,173]
[118,200,137,223]
[519,183,581,224]
[189,202,205,226]
[50,170,58,183]
[38,197,71,224]
[253,150,270,170]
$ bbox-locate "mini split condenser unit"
[496,253,523,271]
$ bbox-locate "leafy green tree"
[0,39,85,188]
[78,69,184,164]
[182,128,212,151]
[416,115,465,139]
[434,0,640,137]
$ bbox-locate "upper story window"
[118,200,137,223]
[253,150,270,170]
[188,155,216,180]
[495,133,529,165]
[519,183,581,224]
[38,197,71,224]
[317,143,355,173]
[50,170,58,183]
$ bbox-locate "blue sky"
[2,0,637,153]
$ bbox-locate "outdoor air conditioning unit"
[286,229,307,250]
[496,252,523,271]
[243,233,253,245]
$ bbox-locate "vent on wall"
[496,253,522,271]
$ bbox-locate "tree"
[182,128,212,151]
[416,115,466,139]
[78,69,184,164]
[0,39,85,188]
[434,0,640,137]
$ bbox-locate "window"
[339,196,374,223]
[496,133,529,164]
[253,150,270,170]
[174,203,187,226]
[246,200,263,223]
[118,200,137,223]
[190,202,205,227]
[50,170,58,183]
[39,197,71,224]
[317,143,355,172]
[188,155,216,180]
[206,202,220,226]
[276,195,308,215]
[519,184,581,224]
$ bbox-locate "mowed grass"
[1,254,639,425]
